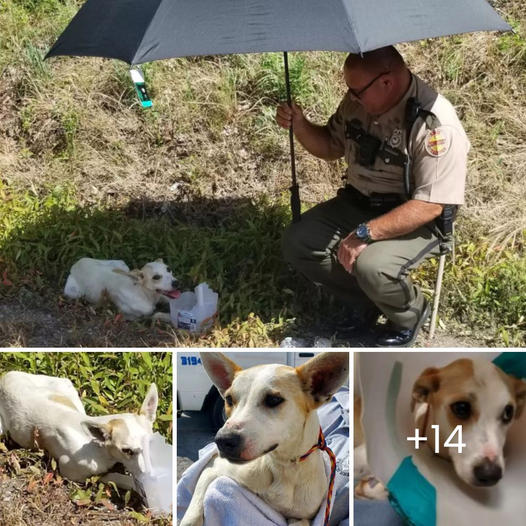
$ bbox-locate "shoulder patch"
[425,128,450,157]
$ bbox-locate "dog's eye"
[225,395,233,407]
[152,274,161,280]
[450,401,471,420]
[122,448,134,456]
[501,404,514,423]
[264,394,284,408]
[166,267,171,273]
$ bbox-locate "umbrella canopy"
[46,0,511,65]
[45,0,511,223]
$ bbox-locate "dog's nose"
[215,430,243,458]
[473,458,502,486]
[171,279,178,288]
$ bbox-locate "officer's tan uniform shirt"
[326,74,470,205]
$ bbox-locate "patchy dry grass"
[0,0,525,346]
[0,444,170,525]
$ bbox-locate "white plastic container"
[169,282,218,333]
[135,432,172,515]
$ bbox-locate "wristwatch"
[354,222,373,243]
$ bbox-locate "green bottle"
[130,68,152,108]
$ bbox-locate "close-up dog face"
[200,352,348,463]
[412,358,526,487]
[139,260,179,297]
[84,383,159,475]
[216,364,312,462]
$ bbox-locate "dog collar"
[299,427,336,526]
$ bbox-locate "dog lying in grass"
[0,371,158,490]
[64,257,180,319]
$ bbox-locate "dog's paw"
[355,476,388,500]
[152,311,172,323]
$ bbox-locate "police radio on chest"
[344,100,457,241]
[345,119,407,169]
[345,119,381,167]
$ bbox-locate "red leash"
[299,427,337,526]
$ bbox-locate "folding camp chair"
[428,224,455,340]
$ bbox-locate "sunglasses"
[348,71,390,99]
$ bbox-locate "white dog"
[0,371,158,488]
[180,351,349,526]
[64,257,179,319]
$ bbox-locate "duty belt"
[339,185,404,211]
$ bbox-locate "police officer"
[276,46,469,346]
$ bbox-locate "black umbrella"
[46,0,511,221]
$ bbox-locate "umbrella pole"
[283,51,301,223]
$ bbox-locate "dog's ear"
[411,367,440,411]
[200,352,242,397]
[513,378,526,419]
[132,270,144,281]
[155,258,164,264]
[112,268,142,282]
[140,383,158,423]
[83,421,112,445]
[296,352,349,408]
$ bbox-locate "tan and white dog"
[412,357,526,487]
[354,357,526,498]
[0,371,158,488]
[180,352,349,526]
[64,257,180,319]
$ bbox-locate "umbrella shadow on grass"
[0,194,372,346]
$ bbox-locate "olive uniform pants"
[282,187,442,330]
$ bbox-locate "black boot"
[334,307,381,336]
[375,300,430,347]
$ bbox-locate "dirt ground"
[0,288,182,348]
[0,445,171,526]
[0,286,485,348]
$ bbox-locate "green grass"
[418,243,526,346]
[1,0,525,346]
[0,351,172,523]
[0,180,298,327]
[496,16,526,67]
[1,182,524,344]
[0,351,173,439]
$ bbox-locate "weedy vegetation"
[0,0,525,346]
[0,351,172,525]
